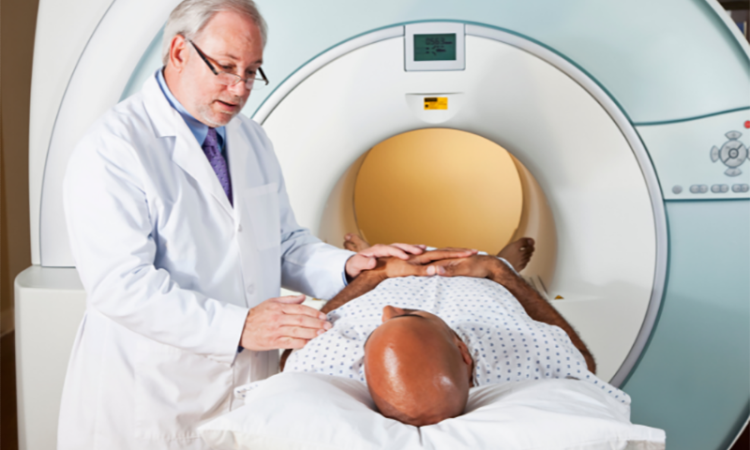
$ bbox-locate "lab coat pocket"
[134,340,233,441]
[243,182,280,251]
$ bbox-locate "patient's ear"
[381,305,405,323]
[454,335,474,385]
[455,337,472,367]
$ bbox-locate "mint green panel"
[622,200,750,450]
[637,109,750,201]
[123,25,164,97]
[121,0,750,124]
[249,0,749,123]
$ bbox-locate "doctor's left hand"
[344,238,426,280]
[240,295,332,351]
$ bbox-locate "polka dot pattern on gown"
[284,276,630,404]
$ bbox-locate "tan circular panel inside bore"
[354,128,523,254]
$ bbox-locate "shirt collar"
[155,68,226,149]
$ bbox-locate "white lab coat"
[58,75,353,449]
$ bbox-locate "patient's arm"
[434,256,596,373]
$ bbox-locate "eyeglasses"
[189,40,269,90]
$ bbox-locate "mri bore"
[354,128,524,254]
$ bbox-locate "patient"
[282,237,627,427]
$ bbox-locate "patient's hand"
[375,249,479,279]
[429,254,505,279]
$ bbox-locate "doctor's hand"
[240,295,332,351]
[344,234,427,280]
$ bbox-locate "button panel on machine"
[637,110,750,200]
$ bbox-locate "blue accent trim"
[635,106,750,127]
[252,19,635,127]
[664,197,750,203]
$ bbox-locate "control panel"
[404,22,465,71]
[637,109,750,200]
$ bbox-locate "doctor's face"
[170,10,263,127]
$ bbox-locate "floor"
[0,330,747,450]
[0,332,18,450]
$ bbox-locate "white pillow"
[199,372,665,450]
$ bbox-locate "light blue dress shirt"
[156,68,227,153]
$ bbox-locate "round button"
[672,185,682,194]
[744,120,750,129]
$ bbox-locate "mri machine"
[14,0,750,449]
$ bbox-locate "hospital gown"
[284,276,630,404]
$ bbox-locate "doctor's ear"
[168,34,190,71]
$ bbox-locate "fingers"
[273,294,306,304]
[241,297,333,351]
[428,259,463,276]
[278,324,327,340]
[389,243,425,255]
[409,248,476,265]
[278,308,332,330]
[276,302,328,320]
[345,253,377,279]
[358,244,411,260]
[408,263,446,277]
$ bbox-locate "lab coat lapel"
[225,120,245,224]
[142,76,234,218]
[225,118,263,222]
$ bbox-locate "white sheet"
[198,372,665,450]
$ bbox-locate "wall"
[0,0,38,336]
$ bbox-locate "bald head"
[364,306,474,426]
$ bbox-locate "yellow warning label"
[554,295,564,300]
[424,97,448,110]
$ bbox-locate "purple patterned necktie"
[203,128,233,205]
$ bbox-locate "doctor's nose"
[229,78,253,96]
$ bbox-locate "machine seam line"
[634,106,750,127]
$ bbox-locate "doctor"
[58,1,460,448]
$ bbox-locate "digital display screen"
[414,34,457,61]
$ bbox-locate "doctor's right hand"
[239,295,332,351]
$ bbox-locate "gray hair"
[162,0,268,65]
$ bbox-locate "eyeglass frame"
[188,39,269,89]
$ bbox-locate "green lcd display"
[414,33,457,61]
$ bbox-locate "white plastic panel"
[14,267,86,450]
[637,109,750,200]
[38,0,178,266]
[28,0,114,265]
[262,35,658,382]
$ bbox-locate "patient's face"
[363,306,474,426]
